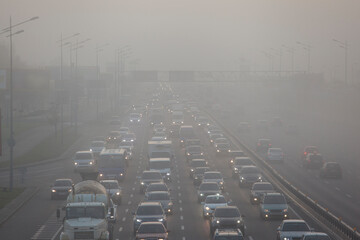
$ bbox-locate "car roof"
[55,178,72,182]
[76,151,92,154]
[139,202,162,207]
[215,206,238,210]
[282,219,307,224]
[302,232,329,236]
[268,148,282,151]
[148,191,169,195]
[264,192,283,197]
[100,180,119,183]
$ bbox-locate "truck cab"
[98,149,128,181]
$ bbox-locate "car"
[119,127,130,136]
[197,182,222,203]
[100,180,122,205]
[150,113,164,126]
[145,191,173,215]
[179,125,196,146]
[302,232,331,240]
[260,193,289,220]
[118,141,134,160]
[185,145,204,162]
[232,157,254,178]
[267,148,284,162]
[153,123,166,133]
[238,166,263,187]
[169,124,180,137]
[133,202,167,234]
[202,194,229,218]
[90,141,105,157]
[139,171,164,193]
[193,167,211,186]
[171,111,184,125]
[50,179,73,200]
[276,219,313,240]
[196,116,211,127]
[250,182,275,204]
[301,146,319,160]
[73,151,97,173]
[303,153,324,169]
[213,228,244,240]
[213,137,229,146]
[202,171,225,190]
[319,162,342,179]
[135,222,168,240]
[206,125,221,135]
[121,132,136,143]
[255,139,272,152]
[271,117,283,127]
[189,159,208,177]
[229,150,246,167]
[106,131,122,144]
[149,158,172,182]
[145,182,170,198]
[185,138,201,148]
[154,131,168,140]
[215,142,231,155]
[210,206,245,236]
[237,122,251,132]
[209,133,224,144]
[129,112,142,123]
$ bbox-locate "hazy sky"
[1,0,359,78]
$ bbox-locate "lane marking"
[181,225,185,230]
[178,193,181,197]
[182,237,186,240]
[179,207,183,212]
[128,201,132,205]
[125,209,129,213]
[248,236,254,240]
[119,227,123,232]
[122,217,126,222]
[346,194,352,199]
[130,194,134,198]
[288,206,302,219]
[132,187,136,191]
[335,187,340,191]
[179,200,182,204]
[180,215,183,220]
[178,186,181,190]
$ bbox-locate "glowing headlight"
[217,150,220,152]
[120,173,123,176]
[158,218,164,222]
[234,168,238,171]
[52,189,56,193]
[136,219,142,223]
[172,122,176,124]
[240,177,245,180]
[200,152,203,155]
[228,149,231,152]
[89,161,93,165]
[253,197,258,201]
[198,124,201,126]
[205,207,210,210]
[90,148,93,151]
[68,189,72,192]
[230,160,234,163]
[219,181,224,185]
[237,220,241,224]
[187,153,190,155]
[74,162,78,165]
[141,182,144,185]
[200,193,204,196]
[116,192,120,196]
[166,173,170,176]
[216,220,220,224]
[191,169,194,172]
[99,173,103,177]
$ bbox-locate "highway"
[0,85,346,240]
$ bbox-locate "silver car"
[202,195,228,218]
[202,171,224,190]
[277,219,313,240]
[250,182,274,204]
[145,191,173,215]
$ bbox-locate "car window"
[282,222,310,231]
[252,183,273,191]
[263,195,286,204]
[204,172,222,179]
[205,196,226,204]
[54,180,72,186]
[142,172,162,180]
[137,206,163,215]
[137,223,166,234]
[148,193,170,200]
[199,183,220,191]
[214,208,240,217]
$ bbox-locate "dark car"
[232,157,254,178]
[210,206,245,236]
[229,150,246,167]
[238,166,263,187]
[135,222,168,240]
[185,145,204,162]
[139,171,164,193]
[189,159,207,177]
[215,142,231,155]
[197,182,222,203]
[319,162,342,179]
[301,146,319,160]
[303,153,324,169]
[133,202,167,234]
[250,182,275,204]
[193,167,211,185]
[255,139,272,152]
[50,179,73,200]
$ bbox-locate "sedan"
[276,219,313,240]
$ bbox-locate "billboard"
[0,70,6,89]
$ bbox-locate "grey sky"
[1,0,359,78]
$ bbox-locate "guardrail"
[205,110,360,240]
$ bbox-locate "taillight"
[269,144,272,146]
[257,143,261,146]
[304,152,307,156]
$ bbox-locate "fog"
[1,0,360,79]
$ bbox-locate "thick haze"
[1,0,359,79]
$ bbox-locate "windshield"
[205,196,226,204]
[75,153,92,160]
[269,149,282,154]
[147,184,168,192]
[142,172,162,180]
[91,142,104,147]
[66,206,105,219]
[137,223,166,234]
[199,183,220,191]
[188,146,202,153]
[282,222,310,231]
[150,152,171,158]
[120,142,133,147]
[214,208,240,217]
[173,114,183,120]
[99,156,126,168]
[180,128,195,138]
[235,158,253,166]
[240,167,260,174]
[263,195,286,204]
[148,193,170,200]
[150,161,171,169]
[304,236,330,240]
[191,161,206,167]
[204,172,222,179]
[195,168,209,174]
[136,206,164,215]
[252,183,273,191]
[54,180,72,187]
[101,182,119,189]
[130,113,140,118]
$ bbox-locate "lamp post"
[262,51,274,72]
[282,45,295,73]
[57,32,79,144]
[297,41,312,73]
[95,43,109,120]
[1,16,39,191]
[333,39,348,85]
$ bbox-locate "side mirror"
[110,207,115,216]
[227,200,233,205]
[56,209,61,219]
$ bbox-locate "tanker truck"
[57,180,116,240]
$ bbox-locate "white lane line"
[324,181,329,184]
[178,193,181,197]
[130,194,134,198]
[346,194,352,199]
[182,237,186,240]
[128,201,132,205]
[122,217,126,222]
[177,174,180,178]
[178,186,181,190]
[177,180,180,184]
[248,236,254,240]
[289,206,302,219]
[132,187,136,191]
[179,200,182,204]
[119,227,123,232]
[125,209,129,213]
[179,207,183,212]
[335,187,340,191]
[180,215,183,220]
[181,225,185,230]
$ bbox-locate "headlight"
[187,153,190,155]
[173,122,176,124]
[130,119,133,122]
[90,148,93,151]
[74,162,78,165]
[219,181,224,185]
[198,124,201,126]
[234,167,238,171]
[228,149,231,152]
[166,173,170,176]
[116,192,120,196]
[68,189,72,192]
[258,176,262,180]
[52,189,56,193]
[200,193,204,196]
[217,149,220,152]
[99,173,103,177]
[240,177,245,180]
[158,218,164,222]
[120,173,123,176]
[200,152,203,155]
[141,182,144,185]
[191,169,194,172]
[230,159,234,163]
[89,161,93,165]
[205,207,210,210]
[253,197,258,201]
[137,119,140,122]
[136,219,142,223]
[237,220,241,224]
[216,220,220,224]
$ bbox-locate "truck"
[148,158,172,182]
[98,149,128,181]
[148,140,174,160]
[58,180,116,240]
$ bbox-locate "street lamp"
[57,33,79,144]
[297,41,312,73]
[282,45,295,73]
[1,16,39,191]
[333,39,348,85]
[95,43,109,119]
[262,51,274,72]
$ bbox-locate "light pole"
[270,48,282,74]
[333,39,348,85]
[115,46,131,109]
[1,16,39,191]
[95,43,109,120]
[282,45,295,73]
[297,41,312,73]
[57,32,79,144]
[262,51,274,72]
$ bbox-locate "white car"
[302,232,330,240]
[129,113,142,123]
[202,171,224,190]
[73,151,97,173]
[202,194,228,218]
[276,219,313,240]
[267,148,284,162]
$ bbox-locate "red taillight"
[258,143,261,146]
[304,152,307,155]
[269,144,272,146]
